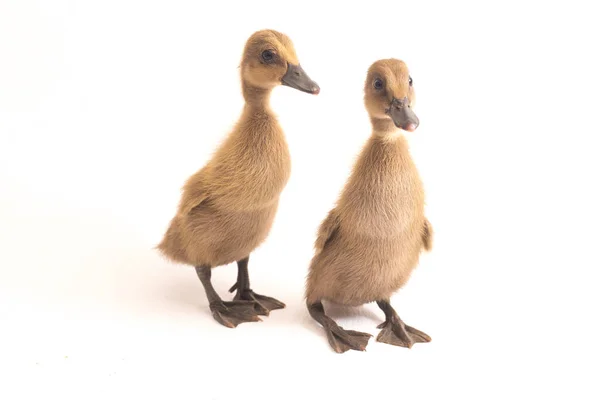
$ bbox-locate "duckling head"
[241,29,320,95]
[364,59,419,132]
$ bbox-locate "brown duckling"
[158,29,319,328]
[305,58,432,352]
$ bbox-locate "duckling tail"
[156,216,188,263]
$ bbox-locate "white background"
[1,0,599,399]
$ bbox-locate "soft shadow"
[299,301,383,349]
[324,301,383,325]
[160,274,206,309]
[156,264,237,312]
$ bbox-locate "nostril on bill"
[392,97,408,108]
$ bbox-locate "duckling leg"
[376,300,431,348]
[228,256,285,316]
[307,301,372,353]
[195,266,261,328]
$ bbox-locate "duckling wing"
[177,171,208,215]
[315,209,340,254]
[422,218,433,251]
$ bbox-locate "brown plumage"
[306,59,433,353]
[158,29,319,328]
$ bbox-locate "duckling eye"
[373,78,384,90]
[261,50,275,63]
[409,76,413,86]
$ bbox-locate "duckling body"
[159,106,290,267]
[306,59,432,353]
[307,135,426,306]
[158,30,319,328]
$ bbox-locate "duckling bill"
[158,30,319,328]
[281,63,320,94]
[305,59,433,352]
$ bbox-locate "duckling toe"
[376,320,431,348]
[209,301,262,328]
[233,290,286,316]
[325,325,372,354]
[405,325,432,343]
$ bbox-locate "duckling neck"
[241,81,273,110]
[370,118,400,139]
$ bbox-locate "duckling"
[158,29,319,328]
[305,59,432,352]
